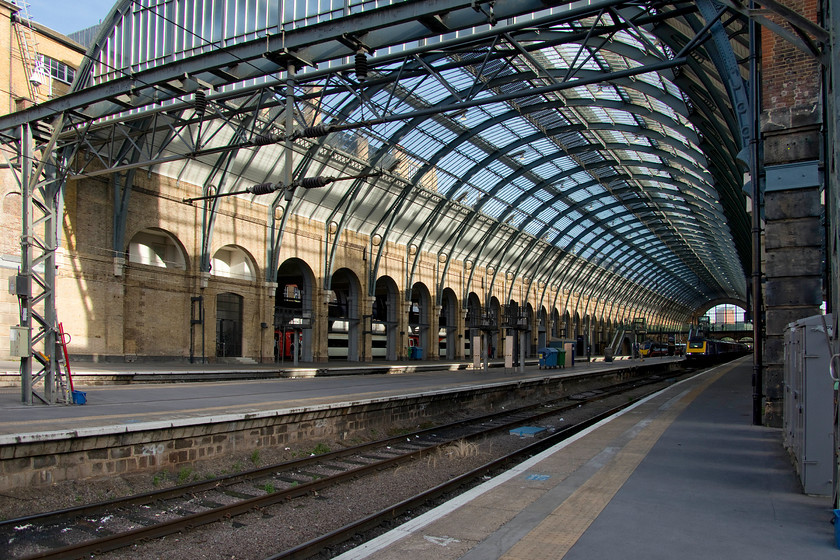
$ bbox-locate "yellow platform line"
[501,366,729,560]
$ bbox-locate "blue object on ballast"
[509,426,546,437]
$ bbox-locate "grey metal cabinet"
[783,313,833,496]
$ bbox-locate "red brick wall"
[760,0,820,112]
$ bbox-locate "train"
[275,329,300,361]
[326,321,387,359]
[639,340,670,358]
[685,337,749,364]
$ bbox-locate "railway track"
[2,372,686,560]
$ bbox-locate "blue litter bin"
[834,510,840,548]
[538,347,558,369]
[414,347,423,360]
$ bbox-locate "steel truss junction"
[0,0,833,404]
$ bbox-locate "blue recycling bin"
[410,346,423,360]
[538,347,558,369]
[834,509,840,548]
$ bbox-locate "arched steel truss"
[5,0,832,404]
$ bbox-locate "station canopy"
[4,0,754,321]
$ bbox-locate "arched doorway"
[507,299,521,362]
[440,288,458,360]
[525,303,534,358]
[328,269,361,361]
[275,258,315,363]
[465,292,482,359]
[562,311,571,340]
[489,296,501,359]
[538,306,547,350]
[216,292,242,358]
[372,276,399,361]
[410,283,432,359]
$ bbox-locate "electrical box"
[9,326,30,357]
[8,274,29,296]
[784,314,833,496]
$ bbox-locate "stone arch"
[562,310,571,340]
[584,314,593,358]
[596,317,606,354]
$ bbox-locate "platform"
[0,355,647,440]
[336,357,837,560]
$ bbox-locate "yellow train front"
[638,340,669,358]
[685,337,749,364]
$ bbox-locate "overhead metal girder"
[498,191,718,299]
[522,207,707,301]
[7,0,610,133]
[518,200,710,295]
[359,63,697,296]
[716,0,828,65]
[60,0,740,310]
[692,0,752,152]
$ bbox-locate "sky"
[27,0,116,36]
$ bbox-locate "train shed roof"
[1,0,759,320]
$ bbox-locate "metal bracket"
[764,160,821,192]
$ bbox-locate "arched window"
[212,245,255,281]
[128,229,186,269]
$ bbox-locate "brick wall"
[760,0,821,141]
[759,0,824,427]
